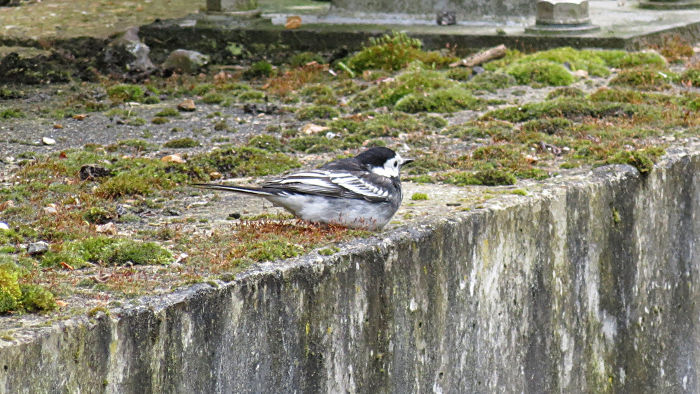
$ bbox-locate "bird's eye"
[394,162,398,167]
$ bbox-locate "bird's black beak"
[401,158,414,167]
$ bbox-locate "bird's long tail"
[193,183,273,196]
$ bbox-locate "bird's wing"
[262,170,392,202]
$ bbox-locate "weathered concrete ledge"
[0,145,698,393]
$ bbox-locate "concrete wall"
[329,0,535,21]
[0,147,697,393]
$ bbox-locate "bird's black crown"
[354,147,396,167]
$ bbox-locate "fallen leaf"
[302,123,330,135]
[96,222,117,235]
[72,114,87,120]
[285,16,302,29]
[161,154,186,164]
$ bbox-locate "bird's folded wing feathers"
[263,170,391,201]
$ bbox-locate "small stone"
[177,99,196,112]
[209,171,223,180]
[28,241,49,255]
[572,69,588,78]
[161,154,186,164]
[163,208,181,216]
[42,137,56,145]
[302,123,330,135]
[162,49,210,74]
[95,222,117,235]
[79,164,112,180]
[53,124,63,129]
[116,205,128,217]
[436,11,456,25]
[0,222,9,231]
[243,103,280,115]
[43,204,58,215]
[472,66,485,75]
[229,212,241,219]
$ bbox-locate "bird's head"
[356,147,414,178]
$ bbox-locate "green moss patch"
[445,169,517,186]
[609,67,676,90]
[463,71,517,91]
[0,262,55,314]
[483,98,644,123]
[599,147,665,174]
[154,108,180,117]
[347,32,457,72]
[0,108,25,119]
[243,60,274,79]
[411,192,429,200]
[596,50,666,69]
[547,87,585,100]
[505,60,574,86]
[679,68,700,87]
[296,105,340,121]
[443,120,514,140]
[164,138,200,149]
[395,87,487,113]
[188,146,300,177]
[107,84,145,103]
[42,236,172,268]
[246,135,283,152]
[288,135,336,153]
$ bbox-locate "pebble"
[177,99,196,112]
[42,137,56,145]
[0,222,9,231]
[43,204,58,214]
[116,205,128,217]
[28,241,49,255]
[163,208,181,216]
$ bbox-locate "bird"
[194,147,413,230]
